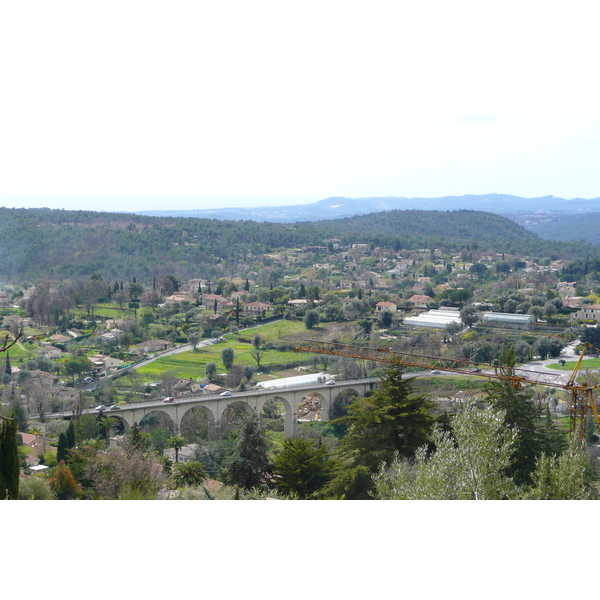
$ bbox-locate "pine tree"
[483,349,565,485]
[224,411,271,490]
[325,367,437,499]
[273,438,335,498]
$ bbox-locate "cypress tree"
[0,415,20,500]
[57,432,68,463]
[5,351,11,375]
[66,421,75,450]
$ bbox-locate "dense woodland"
[0,206,597,282]
[522,211,600,245]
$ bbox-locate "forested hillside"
[513,211,600,245]
[0,206,596,282]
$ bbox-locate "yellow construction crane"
[294,339,600,441]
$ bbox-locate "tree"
[250,334,263,370]
[378,310,393,329]
[170,461,208,489]
[0,414,20,500]
[330,367,435,498]
[306,285,320,302]
[161,274,179,295]
[124,423,152,454]
[57,432,69,463]
[578,325,600,348]
[187,331,201,350]
[303,309,320,330]
[205,362,217,382]
[66,421,75,451]
[113,289,129,310]
[62,355,93,383]
[483,350,566,485]
[225,364,245,388]
[459,305,478,327]
[272,438,335,499]
[223,411,271,490]
[336,367,435,468]
[128,282,144,301]
[166,435,186,463]
[48,460,83,500]
[221,347,235,370]
[84,447,166,499]
[525,437,597,499]
[18,476,54,500]
[373,404,520,500]
[98,416,119,444]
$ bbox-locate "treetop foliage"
[0,206,595,281]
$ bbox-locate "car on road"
[163,397,175,403]
[95,405,106,411]
[109,405,120,410]
[220,391,232,396]
[84,377,94,383]
[325,380,336,385]
[431,370,441,374]
[471,368,482,373]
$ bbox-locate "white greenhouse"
[403,309,461,329]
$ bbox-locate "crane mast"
[294,339,600,441]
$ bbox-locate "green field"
[547,358,600,371]
[135,320,310,381]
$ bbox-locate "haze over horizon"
[2,1,599,213]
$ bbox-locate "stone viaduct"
[102,377,379,438]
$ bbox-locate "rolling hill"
[0,206,595,282]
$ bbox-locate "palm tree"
[166,435,186,462]
[98,416,119,444]
[170,461,208,488]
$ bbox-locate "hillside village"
[3,225,600,500]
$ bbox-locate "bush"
[18,477,55,500]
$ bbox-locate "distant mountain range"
[134,194,600,222]
[134,194,600,245]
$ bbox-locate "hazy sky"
[2,0,599,212]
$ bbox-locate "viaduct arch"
[105,378,378,438]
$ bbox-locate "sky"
[1,0,600,213]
